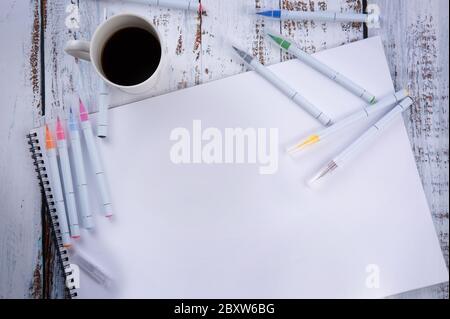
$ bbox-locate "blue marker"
[68,107,94,229]
[256,9,373,24]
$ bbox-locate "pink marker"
[79,99,113,217]
[56,117,81,238]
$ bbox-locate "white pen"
[308,96,414,185]
[232,45,333,127]
[256,9,379,26]
[288,89,409,155]
[97,9,109,139]
[132,0,205,13]
[68,107,94,229]
[56,117,81,238]
[45,124,71,247]
[98,81,109,138]
[71,250,114,289]
[79,98,113,217]
[267,32,377,104]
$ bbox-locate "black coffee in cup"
[101,27,161,86]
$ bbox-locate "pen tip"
[79,98,89,121]
[45,124,56,149]
[287,135,320,155]
[308,161,338,186]
[56,117,65,140]
[255,10,269,17]
[255,10,280,18]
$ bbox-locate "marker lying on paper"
[266,32,377,104]
[45,124,71,247]
[56,117,81,238]
[232,45,333,127]
[68,108,94,229]
[256,9,379,26]
[135,0,206,14]
[79,99,113,217]
[288,89,409,155]
[97,81,109,138]
[308,96,414,186]
[71,250,114,289]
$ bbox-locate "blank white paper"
[47,37,448,298]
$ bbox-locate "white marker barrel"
[321,89,408,139]
[57,139,81,237]
[69,129,94,229]
[282,10,368,23]
[97,82,109,138]
[336,97,414,165]
[147,0,197,11]
[47,149,71,246]
[287,43,375,103]
[81,121,113,217]
[248,57,332,126]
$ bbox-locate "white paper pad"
[42,37,447,298]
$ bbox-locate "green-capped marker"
[268,34,291,50]
[232,45,333,127]
[267,32,377,104]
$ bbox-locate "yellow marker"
[287,89,410,156]
[287,135,320,154]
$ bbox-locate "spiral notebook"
[28,37,448,298]
[27,133,78,298]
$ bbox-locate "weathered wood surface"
[0,0,43,298]
[369,0,449,299]
[0,0,447,298]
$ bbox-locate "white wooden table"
[0,0,448,298]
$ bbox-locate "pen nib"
[308,161,338,185]
[232,46,253,64]
[56,117,65,140]
[79,98,89,122]
[287,135,320,155]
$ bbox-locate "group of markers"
[68,0,405,227]
[45,99,112,248]
[96,0,381,144]
[126,0,380,27]
[232,31,413,185]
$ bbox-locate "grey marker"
[232,45,333,127]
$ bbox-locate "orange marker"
[45,124,72,247]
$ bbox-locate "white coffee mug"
[65,13,165,94]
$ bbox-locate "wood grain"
[0,0,43,298]
[369,0,449,299]
[0,0,447,299]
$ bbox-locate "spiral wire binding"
[27,132,78,299]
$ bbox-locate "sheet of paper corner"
[71,37,448,298]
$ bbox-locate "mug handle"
[64,40,91,61]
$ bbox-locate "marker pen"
[68,108,95,229]
[45,124,71,247]
[56,117,81,238]
[79,99,113,217]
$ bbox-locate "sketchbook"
[28,37,448,298]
